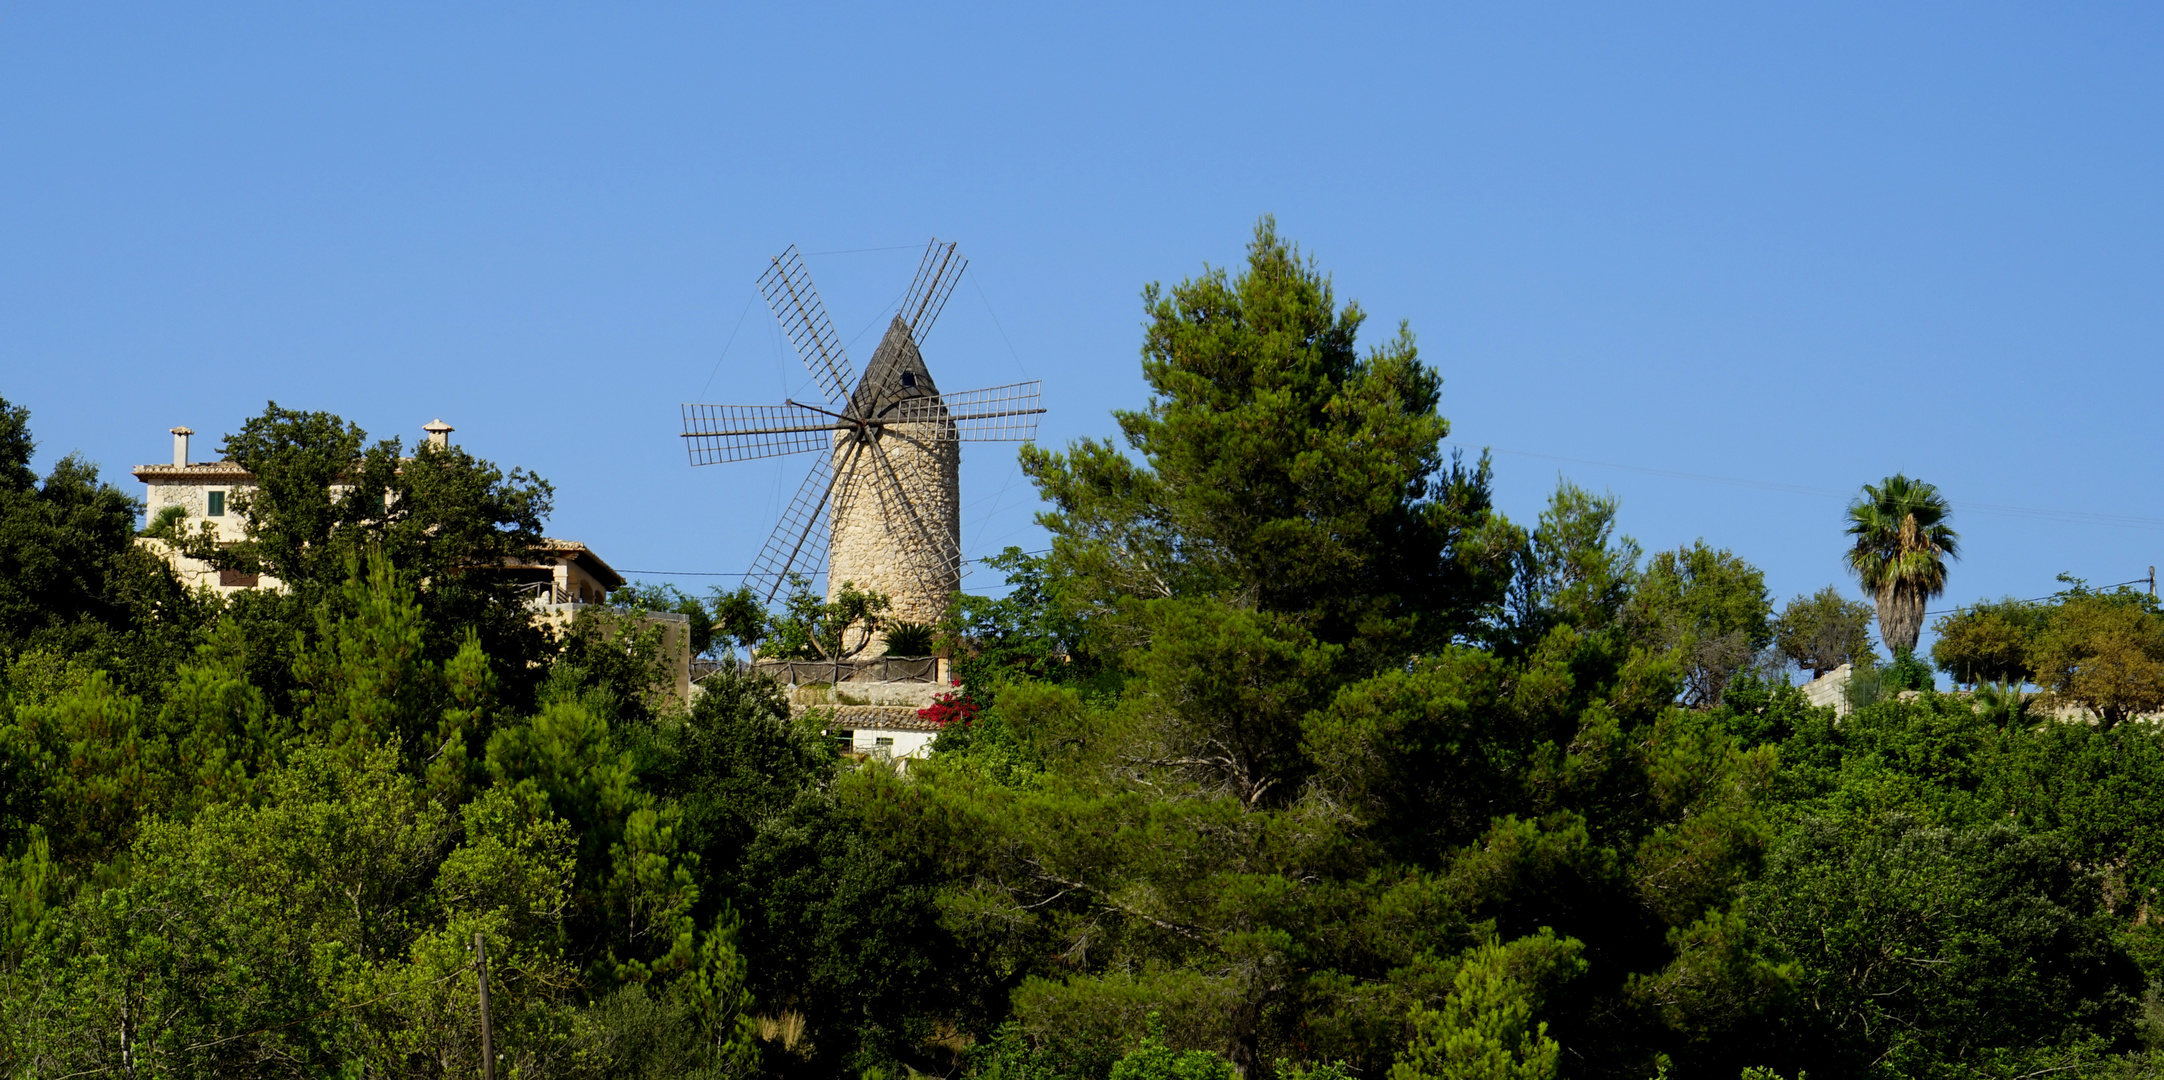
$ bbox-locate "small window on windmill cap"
[900,370,916,388]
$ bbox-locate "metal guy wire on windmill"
[681,239,1045,632]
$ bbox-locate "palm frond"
[1845,473,1959,653]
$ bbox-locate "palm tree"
[1844,474,1959,656]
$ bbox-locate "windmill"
[681,240,1044,636]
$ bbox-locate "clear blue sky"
[5,4,2160,639]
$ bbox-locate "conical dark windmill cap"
[850,315,944,419]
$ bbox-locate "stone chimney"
[170,426,193,467]
[422,419,454,450]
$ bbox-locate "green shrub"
[883,621,938,657]
[1107,1035,1237,1080]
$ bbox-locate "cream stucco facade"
[130,418,693,705]
[131,420,626,596]
[133,430,279,593]
[506,540,624,605]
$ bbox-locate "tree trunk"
[1876,583,1926,655]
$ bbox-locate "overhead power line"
[1449,442,2164,531]
[800,244,925,256]
[694,295,759,402]
[619,550,1049,580]
[1922,574,2156,617]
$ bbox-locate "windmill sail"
[743,438,865,603]
[689,239,1048,631]
[857,432,965,607]
[898,239,967,344]
[680,403,851,465]
[757,246,856,404]
[893,382,1044,442]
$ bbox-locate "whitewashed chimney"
[423,419,454,449]
[170,426,193,467]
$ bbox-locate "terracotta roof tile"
[795,704,946,732]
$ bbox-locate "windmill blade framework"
[899,241,967,345]
[680,402,853,465]
[757,246,856,405]
[686,239,1047,611]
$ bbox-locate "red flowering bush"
[917,687,978,727]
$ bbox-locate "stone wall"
[133,536,286,595]
[784,679,944,708]
[138,471,256,543]
[1800,663,1853,715]
[826,421,959,634]
[532,603,693,706]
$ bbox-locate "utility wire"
[1451,442,2164,530]
[1446,442,1842,498]
[694,294,760,402]
[971,269,1032,378]
[1921,577,2154,617]
[802,244,923,256]
[843,288,912,355]
[620,551,1047,579]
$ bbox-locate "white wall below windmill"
[800,704,949,770]
[843,727,937,760]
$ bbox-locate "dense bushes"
[5,222,2164,1078]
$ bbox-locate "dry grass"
[924,1017,974,1054]
[755,1010,807,1051]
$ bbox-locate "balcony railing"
[514,581,583,606]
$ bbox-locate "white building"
[130,417,713,706]
[132,419,626,599]
[132,425,280,593]
[507,540,624,606]
[815,705,947,765]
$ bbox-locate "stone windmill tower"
[682,240,1043,634]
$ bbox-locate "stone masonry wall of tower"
[825,315,963,645]
[826,423,960,633]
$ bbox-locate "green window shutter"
[208,491,224,517]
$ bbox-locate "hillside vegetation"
[2,221,2161,1079]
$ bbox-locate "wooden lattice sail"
[681,240,1043,633]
